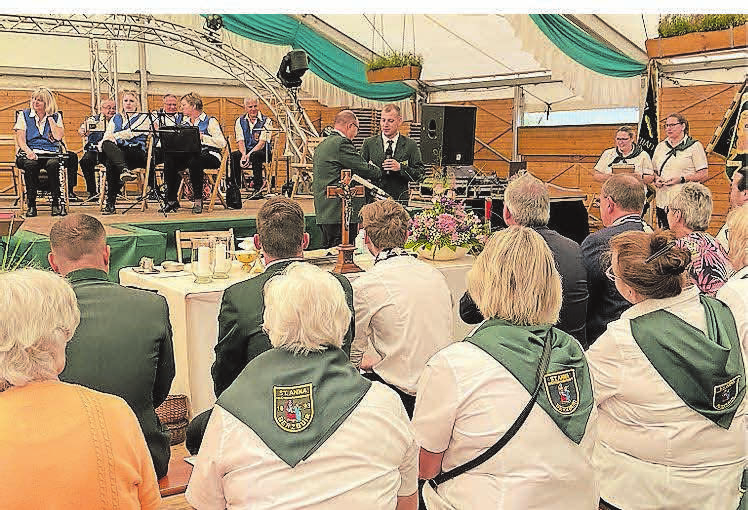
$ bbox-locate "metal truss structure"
[89,38,118,114]
[0,14,319,163]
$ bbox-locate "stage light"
[277,50,309,89]
[204,14,224,32]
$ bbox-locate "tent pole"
[512,85,523,161]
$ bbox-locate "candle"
[197,246,211,274]
[484,198,492,222]
[215,242,227,265]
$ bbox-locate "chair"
[98,134,153,212]
[0,134,21,204]
[175,228,235,264]
[204,146,230,212]
[289,136,323,198]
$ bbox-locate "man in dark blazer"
[360,103,425,203]
[185,197,356,454]
[581,174,649,347]
[312,110,381,248]
[49,214,175,479]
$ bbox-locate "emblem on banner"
[713,376,740,411]
[544,369,580,415]
[273,383,314,433]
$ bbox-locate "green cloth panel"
[213,14,414,101]
[529,14,645,78]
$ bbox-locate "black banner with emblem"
[638,62,659,158]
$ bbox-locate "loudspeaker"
[420,104,477,166]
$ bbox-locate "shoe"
[26,205,37,217]
[121,168,137,182]
[51,201,62,217]
[159,201,180,213]
[192,201,203,214]
[102,202,116,215]
[68,192,82,203]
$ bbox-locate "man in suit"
[185,197,356,454]
[360,103,425,203]
[581,174,649,347]
[48,214,175,479]
[313,110,381,248]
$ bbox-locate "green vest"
[218,347,371,467]
[630,295,745,429]
[466,319,594,444]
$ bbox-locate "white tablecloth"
[120,255,474,416]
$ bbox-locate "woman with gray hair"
[187,262,418,510]
[668,181,733,295]
[0,269,161,509]
[413,226,598,509]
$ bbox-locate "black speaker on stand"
[420,104,477,166]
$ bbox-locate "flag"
[638,62,658,158]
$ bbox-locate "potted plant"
[405,194,487,261]
[365,51,423,83]
[646,14,748,58]
[1,214,35,271]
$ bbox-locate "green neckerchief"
[658,136,698,176]
[630,295,745,429]
[218,347,371,467]
[609,143,644,166]
[66,268,111,283]
[466,319,594,444]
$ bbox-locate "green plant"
[365,51,423,72]
[658,14,748,38]
[1,219,36,271]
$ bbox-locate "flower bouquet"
[405,195,488,261]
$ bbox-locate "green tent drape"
[530,14,646,78]
[214,14,414,102]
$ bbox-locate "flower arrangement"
[405,195,487,257]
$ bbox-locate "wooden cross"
[327,169,364,274]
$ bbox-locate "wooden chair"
[204,146,230,212]
[0,134,21,205]
[290,136,323,198]
[175,228,235,263]
[98,134,152,212]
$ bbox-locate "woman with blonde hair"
[13,86,65,216]
[718,204,748,367]
[413,226,598,509]
[588,230,746,510]
[0,269,160,509]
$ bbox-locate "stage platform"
[0,196,318,281]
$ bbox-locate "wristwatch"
[681,176,686,184]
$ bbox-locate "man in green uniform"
[185,197,355,453]
[360,103,425,203]
[48,214,175,479]
[313,110,381,248]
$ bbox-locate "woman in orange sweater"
[0,268,161,509]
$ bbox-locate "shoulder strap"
[430,331,553,487]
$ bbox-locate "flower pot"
[366,65,422,83]
[415,245,469,261]
[646,24,748,58]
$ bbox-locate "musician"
[360,103,425,202]
[100,90,150,215]
[13,87,65,217]
[151,93,184,170]
[593,126,654,183]
[161,92,226,214]
[651,113,709,229]
[78,98,116,200]
[231,97,272,195]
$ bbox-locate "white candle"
[215,243,227,271]
[197,246,211,274]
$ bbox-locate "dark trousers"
[64,151,79,195]
[230,148,269,190]
[164,150,220,202]
[79,150,104,195]
[101,141,147,203]
[319,223,358,249]
[362,371,416,418]
[185,409,212,455]
[16,153,61,204]
[656,206,670,230]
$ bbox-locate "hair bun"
[658,246,691,276]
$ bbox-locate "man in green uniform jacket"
[185,197,355,454]
[312,110,381,248]
[49,214,175,480]
[360,103,425,203]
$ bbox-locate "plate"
[133,266,160,274]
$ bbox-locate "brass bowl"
[233,250,260,272]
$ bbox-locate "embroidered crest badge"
[273,383,314,433]
[713,376,740,410]
[544,369,580,415]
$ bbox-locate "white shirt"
[413,342,599,510]
[717,265,748,367]
[381,132,400,154]
[103,112,151,144]
[587,286,746,510]
[183,112,227,151]
[234,113,272,146]
[651,136,709,207]
[186,383,418,510]
[13,109,64,155]
[594,146,654,177]
[351,255,454,395]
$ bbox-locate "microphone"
[350,174,391,201]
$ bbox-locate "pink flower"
[437,214,457,234]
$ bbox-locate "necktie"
[385,139,394,159]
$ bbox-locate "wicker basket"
[166,419,188,445]
[156,394,188,424]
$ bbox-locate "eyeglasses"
[605,265,617,282]
[664,122,683,128]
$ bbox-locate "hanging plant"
[365,51,423,83]
[658,14,747,38]
[648,14,748,58]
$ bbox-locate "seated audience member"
[581,174,650,347]
[593,126,654,183]
[49,214,175,479]
[0,269,160,509]
[460,173,589,345]
[668,182,733,295]
[351,200,453,417]
[414,226,598,509]
[13,86,66,217]
[185,197,355,454]
[587,230,746,510]
[100,90,150,214]
[717,166,747,250]
[186,263,418,510]
[717,205,748,355]
[161,92,226,214]
[78,98,116,200]
[231,96,272,194]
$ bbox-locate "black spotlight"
[277,50,309,89]
[204,14,224,31]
